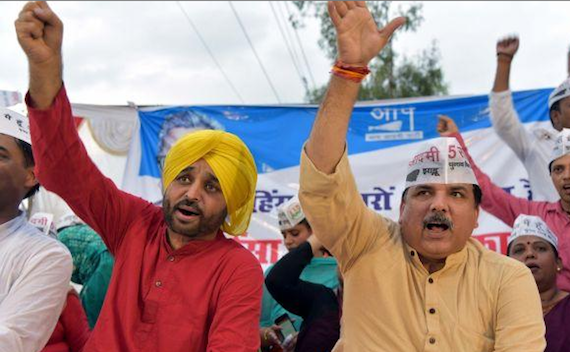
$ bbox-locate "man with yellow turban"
[15,2,263,352]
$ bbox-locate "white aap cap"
[0,107,31,145]
[508,214,558,251]
[29,212,58,239]
[56,213,84,231]
[277,195,306,231]
[405,137,478,189]
[548,78,570,110]
[549,128,570,171]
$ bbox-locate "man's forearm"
[492,57,513,93]
[28,56,63,109]
[305,75,360,174]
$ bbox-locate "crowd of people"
[1,1,569,352]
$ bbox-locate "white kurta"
[0,212,72,352]
[489,90,558,202]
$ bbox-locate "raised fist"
[437,115,459,137]
[15,1,63,65]
[496,36,519,58]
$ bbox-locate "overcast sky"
[1,1,570,106]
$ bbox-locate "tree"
[289,1,449,103]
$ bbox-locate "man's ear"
[473,206,479,229]
[398,198,406,225]
[24,167,38,190]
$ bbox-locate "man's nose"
[183,182,202,202]
[429,192,450,213]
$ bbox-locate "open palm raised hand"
[329,1,405,67]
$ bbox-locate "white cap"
[508,214,558,251]
[0,107,31,145]
[549,128,570,170]
[56,213,84,231]
[277,195,306,231]
[405,137,478,189]
[549,78,570,110]
[29,212,58,239]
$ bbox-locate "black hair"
[299,218,311,230]
[549,100,560,126]
[401,184,483,208]
[15,139,39,199]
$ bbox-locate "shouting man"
[15,2,263,351]
[298,2,545,351]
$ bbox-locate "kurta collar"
[162,227,226,256]
[0,211,27,242]
[404,240,468,275]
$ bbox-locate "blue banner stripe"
[138,88,553,177]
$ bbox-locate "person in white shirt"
[490,36,570,202]
[0,107,72,352]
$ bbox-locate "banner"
[122,88,553,268]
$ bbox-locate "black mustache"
[174,199,202,215]
[423,212,453,230]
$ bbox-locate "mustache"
[423,211,454,230]
[174,199,203,215]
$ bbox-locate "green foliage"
[290,1,448,103]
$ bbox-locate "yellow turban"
[162,130,257,236]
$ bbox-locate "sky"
[1,1,570,106]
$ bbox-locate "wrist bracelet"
[331,60,370,83]
[497,52,514,59]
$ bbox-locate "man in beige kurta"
[298,2,546,351]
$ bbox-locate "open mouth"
[175,203,202,219]
[177,208,200,216]
[423,212,453,233]
[426,223,450,232]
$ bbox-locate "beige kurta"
[299,147,545,352]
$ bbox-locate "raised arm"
[492,36,518,93]
[488,36,536,162]
[299,2,404,270]
[15,1,156,254]
[305,1,405,174]
[437,115,541,227]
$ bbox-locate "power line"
[269,2,307,89]
[284,1,317,90]
[277,2,306,85]
[175,1,245,103]
[228,1,282,103]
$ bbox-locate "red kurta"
[42,289,90,352]
[27,87,264,352]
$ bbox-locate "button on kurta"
[155,280,162,287]
[429,308,436,314]
[429,337,436,344]
[168,256,175,262]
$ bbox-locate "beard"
[162,197,227,239]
